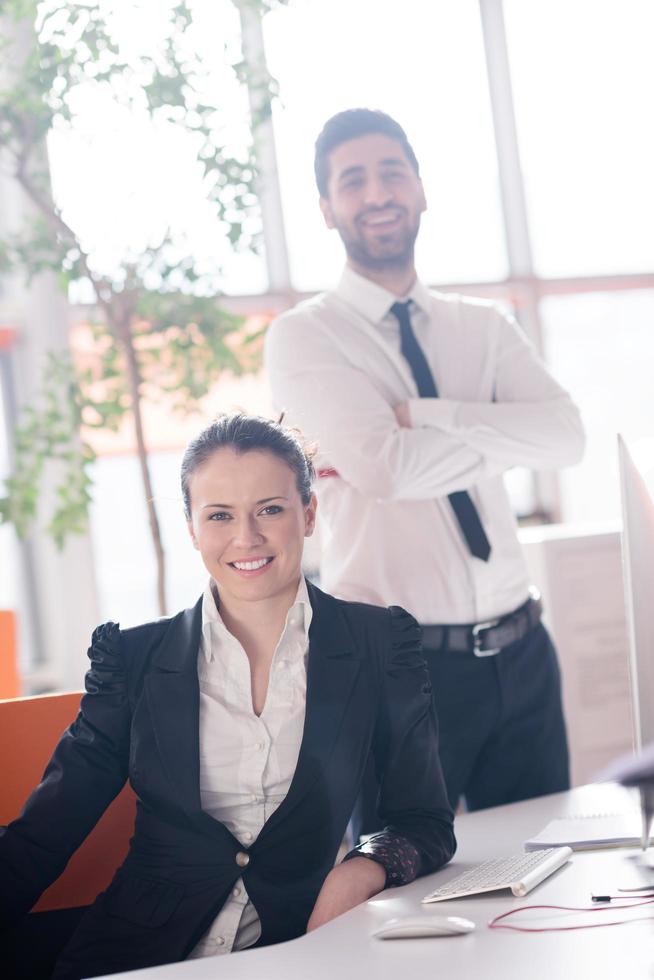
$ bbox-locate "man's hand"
[306,857,386,932]
[394,401,412,428]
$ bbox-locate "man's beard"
[337,212,421,272]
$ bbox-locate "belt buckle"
[472,619,501,657]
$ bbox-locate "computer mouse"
[372,914,476,939]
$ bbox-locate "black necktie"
[390,300,492,562]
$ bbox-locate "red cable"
[488,897,654,932]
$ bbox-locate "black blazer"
[0,581,455,979]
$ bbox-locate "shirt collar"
[335,264,431,324]
[200,576,313,663]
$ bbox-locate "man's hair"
[314,108,420,197]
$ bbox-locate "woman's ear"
[187,521,199,550]
[304,493,318,537]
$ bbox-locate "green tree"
[0,0,280,614]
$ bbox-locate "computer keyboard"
[422,846,572,903]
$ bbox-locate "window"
[264,0,507,291]
[47,0,267,298]
[541,289,654,523]
[504,0,654,277]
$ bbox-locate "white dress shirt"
[187,578,312,959]
[265,266,585,625]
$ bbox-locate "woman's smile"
[228,556,275,575]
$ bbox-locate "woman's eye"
[260,505,283,516]
[208,512,231,521]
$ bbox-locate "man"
[265,108,585,830]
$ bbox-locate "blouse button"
[235,851,250,868]
[214,937,225,947]
[242,831,253,842]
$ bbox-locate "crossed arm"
[266,305,585,501]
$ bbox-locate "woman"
[0,414,455,979]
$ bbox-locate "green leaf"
[0,0,282,592]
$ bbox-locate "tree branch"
[12,153,116,318]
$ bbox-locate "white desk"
[99,784,654,980]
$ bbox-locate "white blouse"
[187,578,312,959]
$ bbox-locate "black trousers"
[352,622,569,838]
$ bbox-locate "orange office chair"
[0,691,136,909]
[0,692,136,978]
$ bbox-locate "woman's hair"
[181,413,316,520]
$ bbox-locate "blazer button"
[235,851,250,868]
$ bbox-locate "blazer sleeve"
[343,606,456,886]
[0,622,131,926]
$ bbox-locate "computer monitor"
[618,434,654,752]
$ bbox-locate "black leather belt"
[421,589,543,658]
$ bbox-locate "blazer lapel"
[144,599,207,823]
[258,581,361,839]
[142,583,362,841]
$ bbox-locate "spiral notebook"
[524,811,641,851]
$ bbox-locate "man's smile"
[358,207,405,230]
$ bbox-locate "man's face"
[319,132,426,271]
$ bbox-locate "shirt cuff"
[342,832,421,888]
[408,397,459,431]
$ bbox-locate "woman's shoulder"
[308,581,419,639]
[90,598,202,658]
